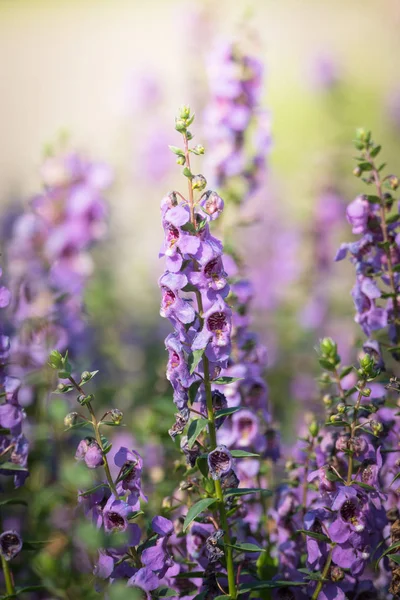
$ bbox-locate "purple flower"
[141,516,174,577]
[114,446,145,501]
[192,295,232,362]
[75,438,103,469]
[208,445,233,480]
[159,271,195,325]
[199,191,224,221]
[346,196,370,235]
[102,495,132,533]
[127,567,160,598]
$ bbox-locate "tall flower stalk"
[161,106,238,598]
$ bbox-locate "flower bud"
[64,412,78,428]
[323,394,333,407]
[370,419,383,435]
[193,144,205,154]
[176,156,185,165]
[337,403,346,413]
[353,166,362,177]
[309,421,319,437]
[192,174,207,192]
[179,105,191,120]
[389,175,399,190]
[75,437,103,469]
[110,409,123,425]
[0,531,23,561]
[81,371,91,382]
[330,566,345,582]
[330,414,342,423]
[175,119,186,133]
[57,383,68,392]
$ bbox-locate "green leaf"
[78,483,107,497]
[230,450,260,458]
[155,586,178,598]
[168,145,185,157]
[183,167,193,179]
[188,348,205,375]
[387,554,400,565]
[297,529,330,542]
[188,381,201,404]
[377,540,400,564]
[182,282,200,293]
[386,213,399,224]
[352,481,375,491]
[196,456,209,478]
[224,487,272,498]
[183,498,217,531]
[0,462,28,472]
[212,376,242,385]
[357,162,373,171]
[370,145,381,157]
[0,499,28,507]
[365,194,380,203]
[318,358,335,372]
[215,406,242,418]
[3,585,48,599]
[239,580,305,593]
[340,366,353,379]
[226,542,264,553]
[187,418,208,449]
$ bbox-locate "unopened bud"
[309,421,319,437]
[323,394,333,407]
[176,156,185,165]
[389,175,399,190]
[110,409,123,425]
[331,566,345,582]
[370,419,383,435]
[179,105,191,120]
[192,174,207,192]
[57,383,68,392]
[64,412,78,427]
[353,166,362,177]
[81,371,91,382]
[194,144,205,154]
[175,119,186,133]
[337,403,346,414]
[330,414,342,423]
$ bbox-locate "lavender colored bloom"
[75,438,103,469]
[127,567,160,598]
[0,530,22,560]
[102,495,132,533]
[114,446,145,500]
[192,295,232,362]
[141,516,174,577]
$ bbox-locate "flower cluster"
[271,339,390,599]
[336,129,400,359]
[49,351,176,597]
[7,150,111,395]
[204,40,271,202]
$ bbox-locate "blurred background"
[2,1,400,593]
[2,0,400,427]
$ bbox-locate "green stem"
[68,376,119,498]
[183,125,236,599]
[204,354,237,599]
[346,388,364,485]
[369,152,400,342]
[1,554,15,596]
[311,547,333,600]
